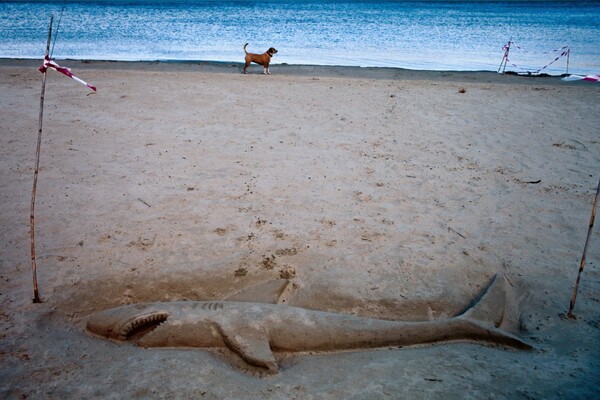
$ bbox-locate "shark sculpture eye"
[120,312,169,341]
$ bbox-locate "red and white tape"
[502,42,570,74]
[39,56,96,91]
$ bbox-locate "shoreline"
[1,57,583,86]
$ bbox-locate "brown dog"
[243,43,278,75]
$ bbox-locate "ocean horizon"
[1,1,599,75]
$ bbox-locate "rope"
[50,0,67,58]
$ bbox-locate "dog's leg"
[243,61,250,74]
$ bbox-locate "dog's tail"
[244,43,249,54]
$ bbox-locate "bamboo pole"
[31,15,53,303]
[568,177,600,318]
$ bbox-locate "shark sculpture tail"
[86,275,530,374]
[454,274,529,349]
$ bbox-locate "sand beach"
[0,59,599,398]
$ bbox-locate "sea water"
[1,1,599,75]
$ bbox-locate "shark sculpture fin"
[459,274,506,326]
[224,279,291,304]
[216,321,279,373]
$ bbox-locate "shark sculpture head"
[87,304,169,341]
[87,279,292,345]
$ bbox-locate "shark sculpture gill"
[86,275,531,373]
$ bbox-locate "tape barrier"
[39,56,96,91]
[501,41,570,74]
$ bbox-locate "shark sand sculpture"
[86,275,531,373]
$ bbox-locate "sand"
[0,59,599,399]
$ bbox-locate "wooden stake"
[568,177,600,318]
[31,15,53,303]
[498,40,511,74]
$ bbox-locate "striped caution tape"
[39,56,96,91]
